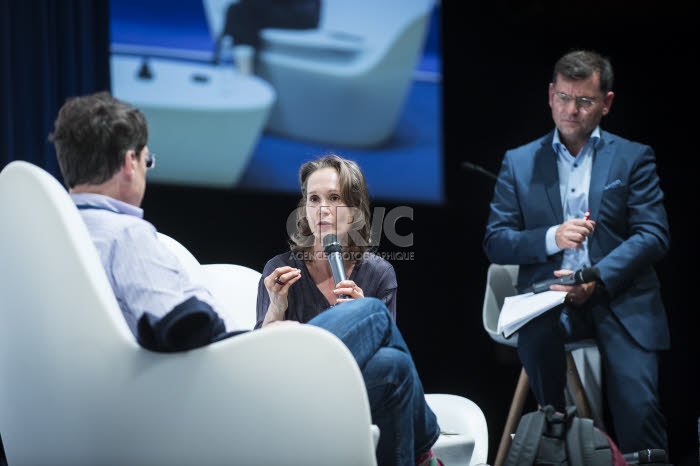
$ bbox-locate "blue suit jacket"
[483,129,671,351]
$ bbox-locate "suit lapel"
[589,132,615,219]
[534,135,563,221]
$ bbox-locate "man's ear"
[122,149,137,175]
[602,91,614,116]
[547,82,555,108]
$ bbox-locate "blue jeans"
[308,297,440,466]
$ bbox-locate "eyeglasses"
[145,153,156,169]
[553,92,599,109]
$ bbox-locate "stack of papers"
[497,290,567,338]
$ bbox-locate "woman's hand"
[334,279,364,303]
[262,266,301,326]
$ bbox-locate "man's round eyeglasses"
[145,153,156,169]
[553,92,599,109]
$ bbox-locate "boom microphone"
[461,161,498,181]
[529,267,600,294]
[322,234,349,299]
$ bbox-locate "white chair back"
[157,232,262,331]
[483,263,520,347]
[318,0,433,45]
[426,394,489,466]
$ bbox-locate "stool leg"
[494,367,530,466]
[566,351,592,419]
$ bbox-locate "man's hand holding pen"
[555,210,595,250]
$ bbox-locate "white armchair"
[0,161,377,466]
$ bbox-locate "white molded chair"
[0,160,377,466]
[159,229,489,465]
[425,394,489,466]
[156,233,383,445]
[253,0,435,147]
[156,232,261,331]
[483,263,603,466]
[202,263,261,330]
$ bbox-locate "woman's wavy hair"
[289,154,376,258]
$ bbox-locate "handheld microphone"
[322,234,349,299]
[622,449,668,464]
[529,267,600,294]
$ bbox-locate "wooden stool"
[493,348,596,466]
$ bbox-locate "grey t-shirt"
[255,251,397,328]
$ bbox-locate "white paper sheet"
[497,290,567,338]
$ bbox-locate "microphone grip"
[327,252,349,299]
[529,267,600,294]
[531,280,556,294]
[622,449,668,464]
[530,274,575,293]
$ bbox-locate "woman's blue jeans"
[308,297,440,466]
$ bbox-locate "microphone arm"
[461,161,498,181]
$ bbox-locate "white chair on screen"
[110,53,276,189]
[254,0,435,147]
[0,160,377,466]
[482,263,603,466]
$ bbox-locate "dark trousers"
[0,433,6,466]
[516,297,668,453]
[223,0,321,48]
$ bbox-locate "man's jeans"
[308,297,440,466]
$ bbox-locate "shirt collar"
[552,126,601,155]
[70,193,144,218]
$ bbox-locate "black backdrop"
[440,3,698,465]
[2,1,698,465]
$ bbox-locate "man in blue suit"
[483,49,670,454]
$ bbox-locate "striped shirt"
[71,193,218,337]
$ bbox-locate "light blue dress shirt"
[545,127,600,271]
[71,193,218,337]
